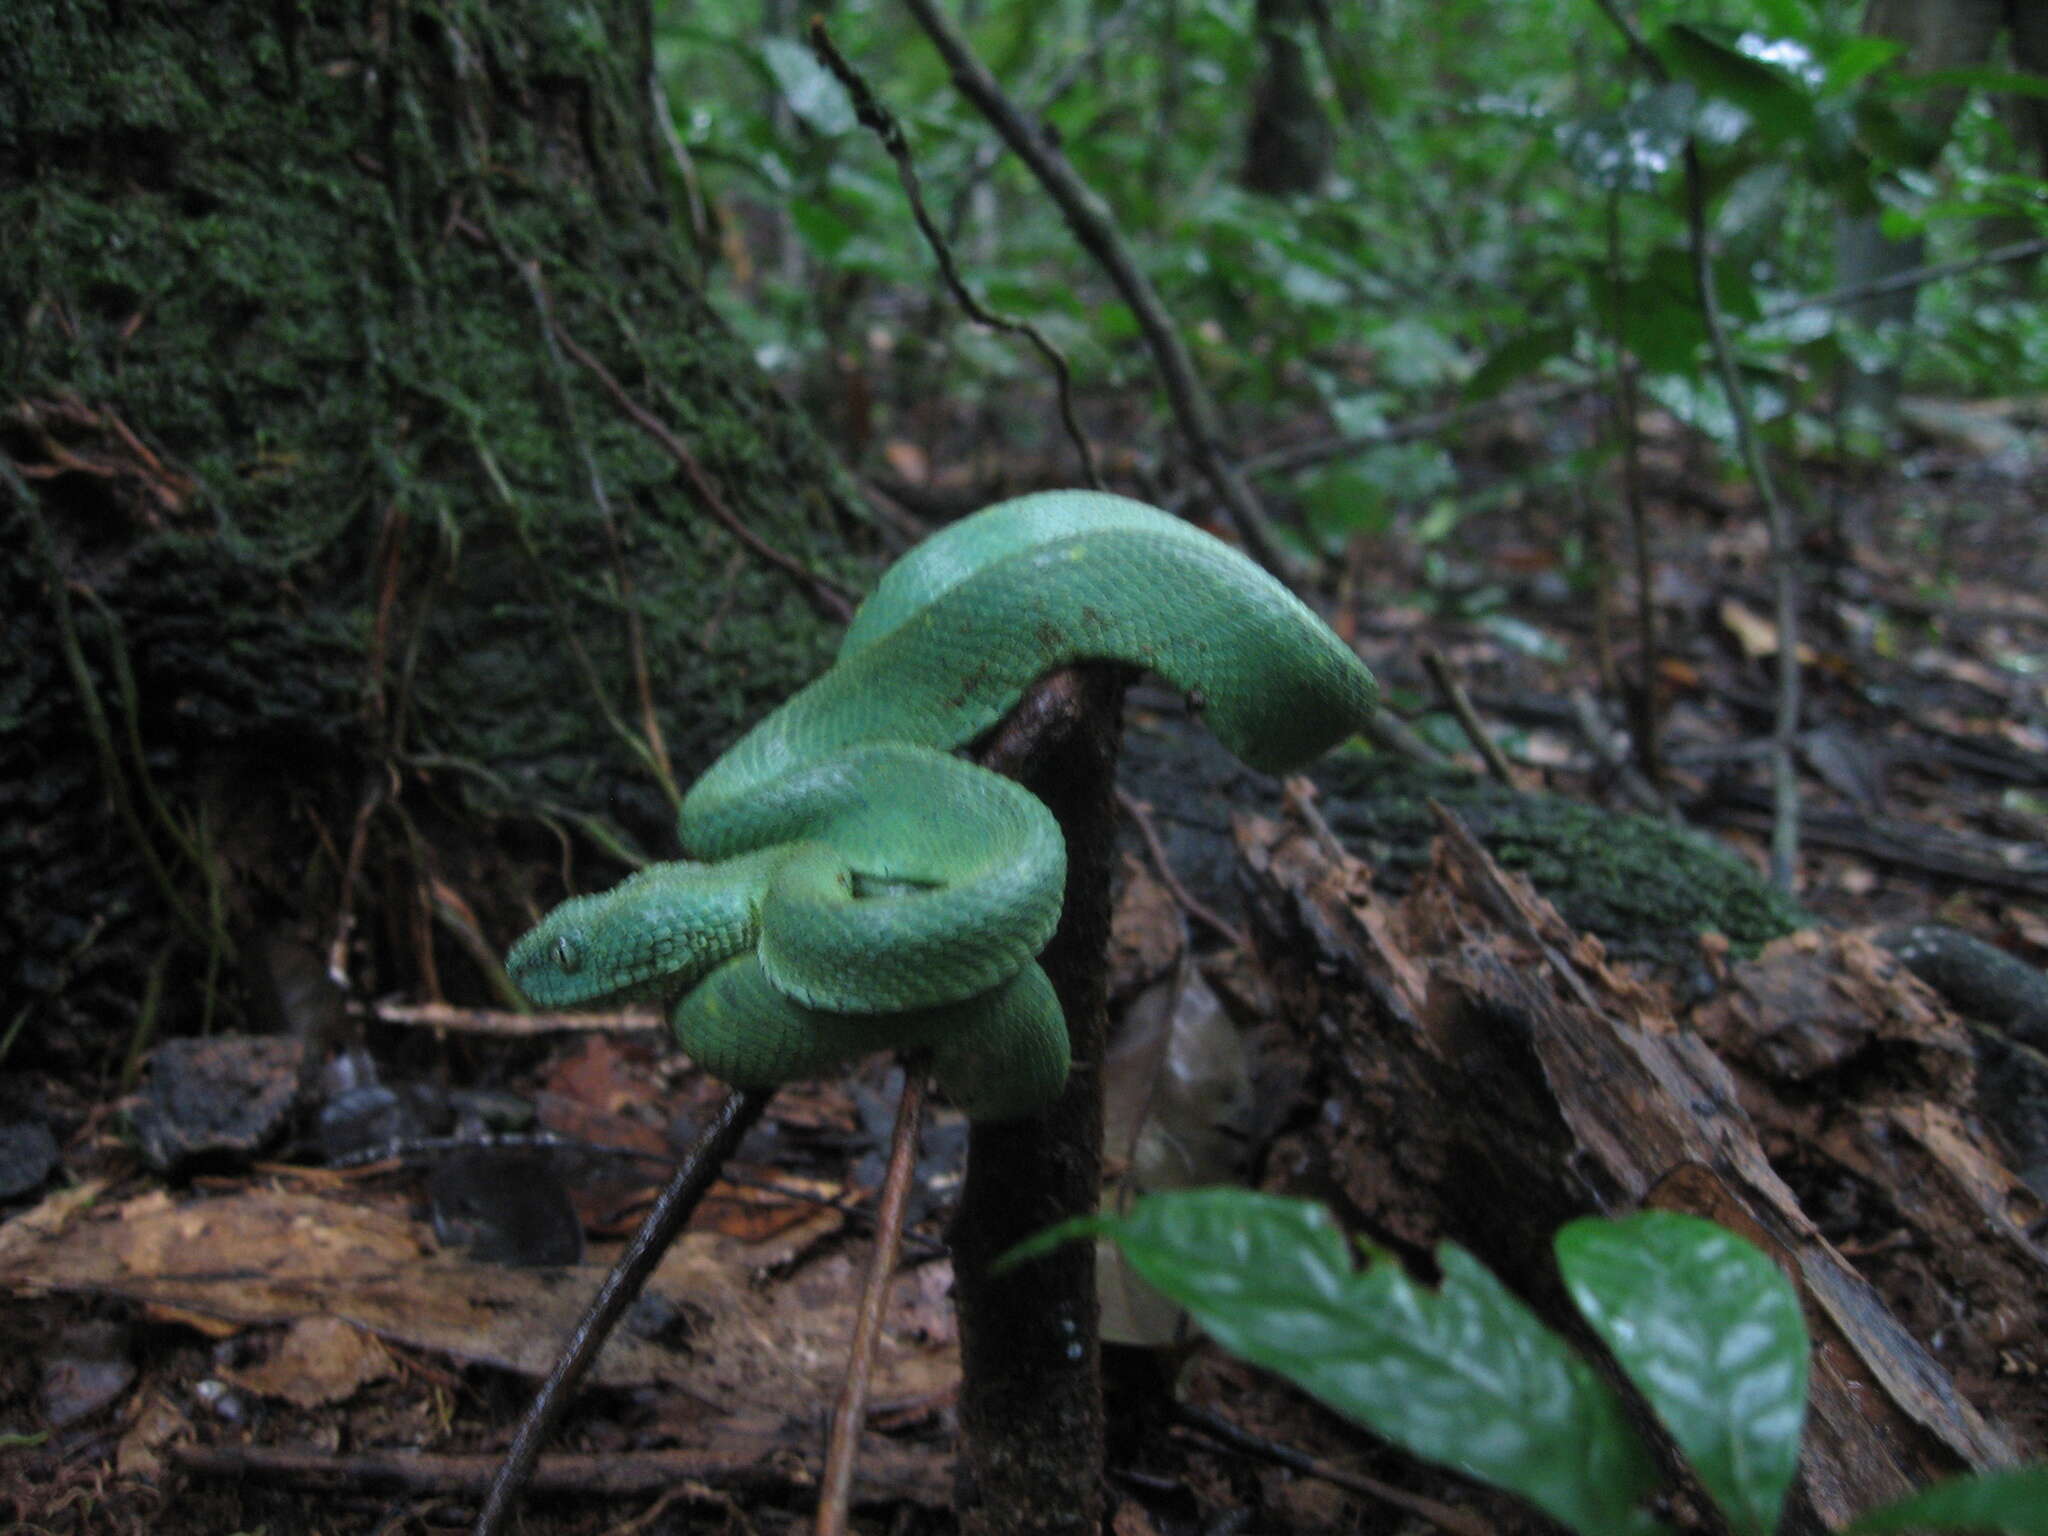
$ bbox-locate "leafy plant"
[1008,1190,2048,1536]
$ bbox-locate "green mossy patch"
[1318,757,1807,965]
[2,0,874,1052]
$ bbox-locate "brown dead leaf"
[543,1034,655,1122]
[2008,905,2048,959]
[538,1035,670,1176]
[881,439,928,483]
[1720,597,1818,664]
[696,1177,846,1251]
[1721,597,1777,660]
[1658,656,1703,689]
[116,1390,192,1482]
[226,1316,395,1408]
[1109,853,1185,1000]
[1908,646,2016,696]
[139,1303,244,1338]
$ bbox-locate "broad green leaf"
[1467,326,1576,400]
[1847,1468,2048,1536]
[788,200,854,259]
[1824,36,1903,92]
[1556,1214,1809,1536]
[1299,466,1394,543]
[1588,254,1707,376]
[758,36,855,136]
[1011,1190,1668,1536]
[1655,24,1817,145]
[1325,392,1390,439]
[1367,317,1466,391]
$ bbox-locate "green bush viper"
[506,491,1380,1119]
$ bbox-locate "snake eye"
[553,934,584,975]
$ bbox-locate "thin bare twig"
[1240,378,1594,479]
[1689,183,1801,889]
[1116,788,1250,950]
[1765,235,2048,320]
[816,1068,929,1536]
[515,259,678,799]
[808,21,1102,490]
[900,0,1293,578]
[941,0,1153,240]
[647,61,712,256]
[550,324,857,626]
[474,1086,774,1536]
[1175,1402,1493,1536]
[365,999,662,1034]
[13,473,215,954]
[1281,775,1347,864]
[1566,688,1670,819]
[1604,192,1663,788]
[1420,644,1516,785]
[1590,0,1802,890]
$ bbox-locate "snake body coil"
[507,492,1379,1119]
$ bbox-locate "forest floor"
[3,391,2046,1536]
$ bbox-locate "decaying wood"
[1235,798,2042,1534]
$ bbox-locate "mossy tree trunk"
[2,0,877,1063]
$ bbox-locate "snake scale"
[507,491,1380,1119]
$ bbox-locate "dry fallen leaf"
[226,1316,395,1408]
[1719,596,1817,664]
[115,1389,192,1481]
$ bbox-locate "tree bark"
[1,0,874,1057]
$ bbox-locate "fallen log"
[1234,800,2042,1535]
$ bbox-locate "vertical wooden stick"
[949,666,1123,1536]
[473,1086,772,1536]
[815,1068,929,1536]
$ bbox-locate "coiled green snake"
[506,492,1379,1119]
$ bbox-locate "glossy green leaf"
[1012,1190,1667,1536]
[1556,1213,1809,1536]
[1588,253,1708,375]
[1655,24,1818,145]
[1847,1468,2048,1536]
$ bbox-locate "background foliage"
[658,0,2047,579]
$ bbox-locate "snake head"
[505,858,773,1009]
[505,892,623,1009]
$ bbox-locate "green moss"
[2,0,875,1048]
[1318,758,1807,963]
